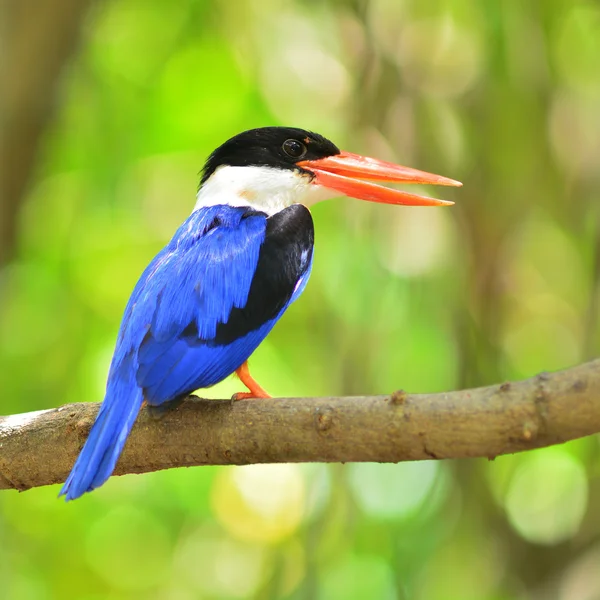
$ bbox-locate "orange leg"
[232,361,271,400]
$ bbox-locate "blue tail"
[60,363,143,501]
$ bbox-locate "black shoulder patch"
[210,204,314,345]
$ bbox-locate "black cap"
[200,127,340,186]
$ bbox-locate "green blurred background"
[1,0,600,598]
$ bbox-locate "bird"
[60,126,461,500]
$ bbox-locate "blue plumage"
[58,124,456,501]
[60,204,314,500]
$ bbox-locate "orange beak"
[297,151,461,207]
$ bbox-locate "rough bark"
[0,359,598,492]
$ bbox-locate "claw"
[233,361,271,400]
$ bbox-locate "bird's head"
[195,127,461,215]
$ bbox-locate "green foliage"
[2,0,600,598]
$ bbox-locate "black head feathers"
[200,127,340,186]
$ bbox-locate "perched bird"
[60,126,461,500]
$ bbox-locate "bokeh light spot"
[553,5,600,98]
[175,526,266,598]
[378,206,454,277]
[212,464,305,543]
[505,450,588,545]
[85,505,171,590]
[397,17,482,98]
[321,554,396,600]
[349,462,439,519]
[549,91,600,178]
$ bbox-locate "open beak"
[297,151,462,207]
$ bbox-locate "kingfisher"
[60,126,461,500]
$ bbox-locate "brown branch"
[0,359,599,492]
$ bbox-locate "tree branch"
[1,359,599,492]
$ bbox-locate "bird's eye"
[282,139,307,159]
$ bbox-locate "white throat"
[194,165,336,215]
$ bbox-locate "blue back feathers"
[60,204,314,500]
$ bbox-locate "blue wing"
[61,203,314,500]
[136,203,314,402]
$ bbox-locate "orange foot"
[232,361,271,400]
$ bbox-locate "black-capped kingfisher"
[60,127,461,500]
